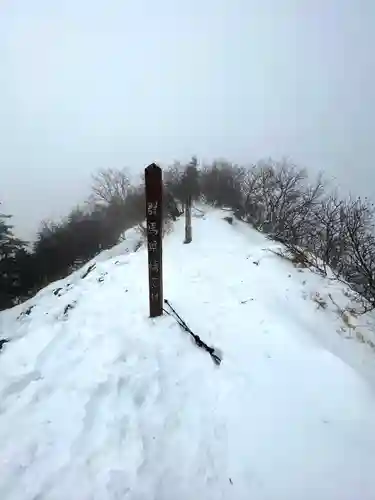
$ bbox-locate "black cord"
[164,300,221,366]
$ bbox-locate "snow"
[1,207,375,500]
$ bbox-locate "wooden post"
[184,195,192,244]
[145,163,163,317]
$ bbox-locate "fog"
[1,0,374,239]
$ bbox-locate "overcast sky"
[1,0,374,239]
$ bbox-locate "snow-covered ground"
[1,207,375,500]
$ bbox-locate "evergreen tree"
[0,211,26,310]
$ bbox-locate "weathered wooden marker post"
[184,195,192,244]
[145,163,163,317]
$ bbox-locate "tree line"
[1,157,374,312]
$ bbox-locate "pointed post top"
[145,163,161,174]
[145,163,162,201]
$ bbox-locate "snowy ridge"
[1,208,375,500]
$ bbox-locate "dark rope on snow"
[163,299,222,366]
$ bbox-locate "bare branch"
[91,168,131,204]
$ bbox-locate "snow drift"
[1,208,375,500]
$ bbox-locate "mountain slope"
[1,208,375,500]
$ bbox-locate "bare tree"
[307,192,346,274]
[342,197,375,304]
[92,168,131,204]
[164,162,186,204]
[239,160,322,240]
